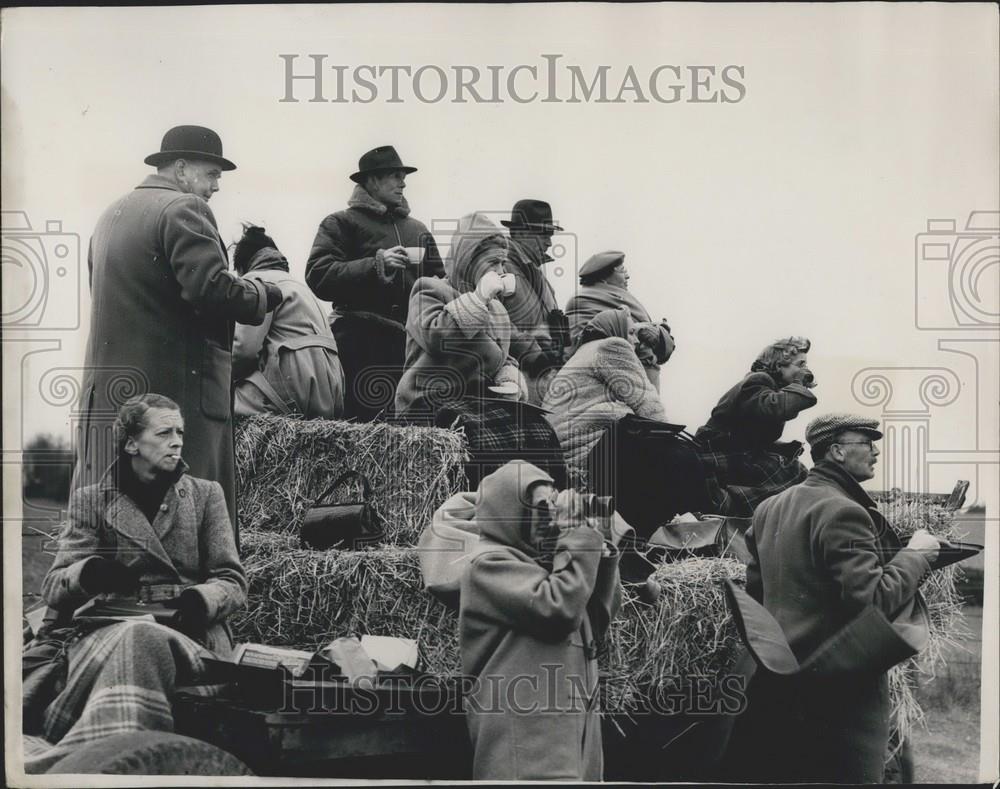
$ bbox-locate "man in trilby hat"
[732,413,941,783]
[75,125,281,528]
[306,145,444,421]
[499,199,570,403]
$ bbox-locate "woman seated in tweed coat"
[23,393,247,773]
[694,336,819,516]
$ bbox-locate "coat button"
[160,504,169,512]
[178,489,187,498]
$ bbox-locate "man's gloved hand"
[476,271,505,302]
[263,282,283,312]
[163,588,209,634]
[801,369,817,388]
[80,557,141,595]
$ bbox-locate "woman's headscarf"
[447,212,509,294]
[575,307,631,351]
[751,336,811,377]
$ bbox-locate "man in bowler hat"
[306,145,444,421]
[75,125,281,529]
[732,414,940,782]
[500,199,571,403]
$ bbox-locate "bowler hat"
[579,250,626,280]
[805,414,883,448]
[500,199,564,232]
[350,146,418,183]
[144,125,236,171]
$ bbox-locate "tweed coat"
[76,174,271,524]
[459,462,621,780]
[737,460,932,782]
[41,464,248,656]
[543,337,666,468]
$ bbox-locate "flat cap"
[579,250,625,280]
[806,413,883,448]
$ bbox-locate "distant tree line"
[22,434,74,502]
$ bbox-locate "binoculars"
[580,493,615,519]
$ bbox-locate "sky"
[2,2,997,497]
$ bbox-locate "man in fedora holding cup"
[500,199,571,403]
[306,145,444,421]
[75,125,282,529]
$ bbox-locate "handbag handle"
[312,469,373,507]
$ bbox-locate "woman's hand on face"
[475,270,505,302]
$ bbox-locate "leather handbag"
[300,469,383,550]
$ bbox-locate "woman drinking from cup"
[395,212,537,416]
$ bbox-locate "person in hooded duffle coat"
[305,145,444,421]
[74,126,281,528]
[460,461,621,781]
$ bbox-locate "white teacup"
[403,247,425,267]
[500,272,517,296]
[488,382,520,399]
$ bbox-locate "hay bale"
[235,414,468,545]
[232,531,747,714]
[231,494,967,761]
[876,497,969,752]
[231,530,461,676]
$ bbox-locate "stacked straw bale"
[232,416,968,757]
[235,414,468,545]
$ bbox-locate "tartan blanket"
[698,444,807,517]
[433,397,568,489]
[23,620,209,774]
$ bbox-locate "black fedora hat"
[144,125,236,171]
[500,199,563,232]
[350,145,418,183]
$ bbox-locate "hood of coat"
[448,212,508,294]
[245,246,290,274]
[475,460,554,556]
[348,183,411,219]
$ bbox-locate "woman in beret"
[23,393,247,772]
[565,251,675,392]
[694,336,818,516]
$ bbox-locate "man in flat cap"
[500,199,571,403]
[75,125,282,526]
[735,413,940,782]
[306,145,444,421]
[565,250,675,392]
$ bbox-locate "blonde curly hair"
[751,336,811,376]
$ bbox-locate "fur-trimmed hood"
[347,184,411,219]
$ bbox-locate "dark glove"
[547,309,572,349]
[163,588,209,634]
[636,325,660,348]
[521,347,563,377]
[263,282,283,312]
[80,557,141,595]
[801,369,817,388]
